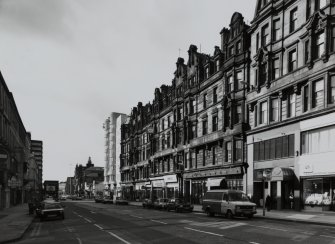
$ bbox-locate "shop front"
[253,167,296,210]
[134,182,150,201]
[184,166,244,204]
[164,175,178,199]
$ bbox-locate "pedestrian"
[289,192,294,209]
[265,195,271,211]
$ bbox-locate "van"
[202,189,257,218]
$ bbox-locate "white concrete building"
[103,112,127,199]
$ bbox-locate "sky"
[0,0,256,182]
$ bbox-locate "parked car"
[115,197,128,205]
[142,198,154,208]
[202,190,257,218]
[95,196,103,203]
[37,202,65,221]
[102,196,113,204]
[153,198,168,210]
[60,195,67,201]
[166,198,193,212]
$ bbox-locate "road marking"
[184,227,224,237]
[107,231,131,244]
[90,211,96,214]
[219,222,247,230]
[76,237,82,244]
[130,215,143,219]
[84,218,92,223]
[30,223,41,237]
[193,212,205,215]
[320,235,335,239]
[249,242,260,244]
[94,224,104,230]
[77,214,83,218]
[248,224,288,232]
[150,219,167,225]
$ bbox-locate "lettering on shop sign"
[184,167,242,179]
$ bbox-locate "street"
[16,201,335,244]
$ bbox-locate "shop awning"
[271,167,295,181]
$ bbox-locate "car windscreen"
[228,192,249,202]
[44,203,62,209]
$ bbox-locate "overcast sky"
[0,0,256,182]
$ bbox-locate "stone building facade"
[120,13,251,204]
[246,0,335,211]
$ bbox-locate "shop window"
[330,76,335,104]
[273,19,281,41]
[254,142,259,161]
[288,49,297,72]
[303,179,331,208]
[290,8,298,33]
[270,98,279,122]
[312,79,324,108]
[315,32,325,59]
[301,125,335,154]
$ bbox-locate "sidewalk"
[128,201,335,226]
[0,204,34,244]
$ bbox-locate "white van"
[202,189,257,218]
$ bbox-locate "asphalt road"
[17,201,335,244]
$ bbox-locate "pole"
[263,178,265,216]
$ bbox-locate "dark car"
[38,202,65,221]
[153,198,168,210]
[95,196,103,203]
[142,198,154,208]
[115,197,128,205]
[102,196,113,204]
[166,198,193,212]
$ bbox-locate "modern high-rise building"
[31,140,43,196]
[103,113,128,198]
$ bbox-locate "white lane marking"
[219,222,247,230]
[184,227,224,237]
[107,231,131,244]
[320,235,335,239]
[94,224,104,230]
[77,214,83,218]
[248,224,288,232]
[150,219,167,225]
[76,237,82,244]
[193,212,205,215]
[90,211,96,214]
[84,218,92,223]
[249,242,260,244]
[130,215,143,219]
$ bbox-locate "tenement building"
[120,12,251,204]
[246,0,335,211]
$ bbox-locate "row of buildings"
[0,72,43,209]
[117,0,335,212]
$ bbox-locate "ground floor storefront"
[183,166,244,204]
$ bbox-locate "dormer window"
[236,41,241,54]
[216,59,220,72]
[261,24,269,46]
[205,67,210,78]
[229,46,234,57]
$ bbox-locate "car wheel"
[206,208,214,217]
[226,210,234,219]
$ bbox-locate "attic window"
[206,67,210,78]
[216,59,220,72]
